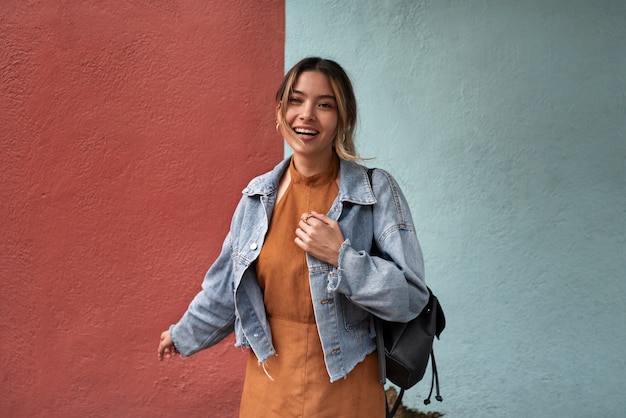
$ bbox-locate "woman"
[158,57,429,417]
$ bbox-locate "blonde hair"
[276,57,362,161]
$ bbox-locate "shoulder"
[367,167,414,226]
[241,158,290,197]
[338,159,375,205]
[337,159,406,205]
[366,166,406,198]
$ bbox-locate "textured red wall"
[1,1,283,416]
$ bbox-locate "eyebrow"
[292,89,336,101]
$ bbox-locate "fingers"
[297,211,339,243]
[301,210,330,225]
[158,330,179,361]
[158,345,180,361]
[160,346,179,361]
[297,211,322,242]
[294,226,309,247]
[295,211,343,267]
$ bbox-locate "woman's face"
[280,70,339,162]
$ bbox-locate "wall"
[1,1,283,416]
[3,1,625,416]
[286,0,625,417]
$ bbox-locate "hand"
[295,211,345,267]
[157,330,180,361]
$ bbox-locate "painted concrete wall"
[286,1,625,417]
[1,1,283,416]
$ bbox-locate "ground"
[385,387,444,418]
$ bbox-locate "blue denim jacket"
[170,157,428,382]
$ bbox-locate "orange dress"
[238,157,385,418]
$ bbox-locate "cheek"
[327,116,339,133]
[283,109,297,124]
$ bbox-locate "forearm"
[332,233,428,322]
[170,289,236,356]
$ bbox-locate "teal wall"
[286,1,625,417]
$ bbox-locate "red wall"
[1,1,284,416]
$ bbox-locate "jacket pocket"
[340,295,369,330]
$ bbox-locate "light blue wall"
[286,1,625,417]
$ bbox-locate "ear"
[275,103,283,134]
[275,102,282,120]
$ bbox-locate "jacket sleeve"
[169,231,237,356]
[332,169,429,323]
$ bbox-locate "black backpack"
[367,169,446,418]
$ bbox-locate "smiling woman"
[276,57,359,164]
[158,57,429,418]
[279,70,339,175]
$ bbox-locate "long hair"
[276,57,361,161]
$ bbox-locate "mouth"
[293,127,319,138]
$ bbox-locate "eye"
[288,96,302,104]
[318,102,334,109]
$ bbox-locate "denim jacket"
[170,157,428,382]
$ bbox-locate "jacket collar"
[242,156,376,206]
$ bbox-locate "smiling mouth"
[294,128,319,137]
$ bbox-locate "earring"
[275,121,280,132]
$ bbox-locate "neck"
[291,152,336,177]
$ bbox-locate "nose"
[299,102,315,120]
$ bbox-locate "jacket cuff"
[328,239,351,291]
[169,323,189,357]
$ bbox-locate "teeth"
[294,128,318,135]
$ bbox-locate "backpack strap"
[368,169,387,386]
[367,169,404,418]
[367,168,443,417]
